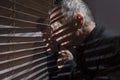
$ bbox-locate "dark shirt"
[48,25,120,80]
[75,26,120,80]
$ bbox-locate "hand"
[57,49,74,68]
[42,31,59,54]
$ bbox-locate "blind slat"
[0,0,53,80]
[0,15,49,26]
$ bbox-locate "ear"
[76,14,84,29]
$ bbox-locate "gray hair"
[61,0,95,26]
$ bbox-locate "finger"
[42,33,52,39]
[56,32,72,42]
[55,33,73,47]
[47,47,57,54]
[47,48,52,53]
[46,40,59,54]
[61,41,70,47]
[59,50,74,60]
[52,27,67,38]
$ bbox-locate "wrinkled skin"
[43,7,82,67]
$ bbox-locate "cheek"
[76,28,83,37]
[71,31,80,41]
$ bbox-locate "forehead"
[50,6,61,18]
[50,6,64,24]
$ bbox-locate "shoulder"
[80,35,120,53]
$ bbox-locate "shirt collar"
[82,25,105,43]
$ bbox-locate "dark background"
[86,0,120,35]
[86,1,120,79]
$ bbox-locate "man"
[47,0,120,80]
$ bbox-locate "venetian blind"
[0,0,53,80]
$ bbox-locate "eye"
[56,21,63,27]
[60,18,67,25]
[50,17,67,31]
[59,20,63,24]
[50,21,62,31]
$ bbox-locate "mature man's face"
[50,7,80,48]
